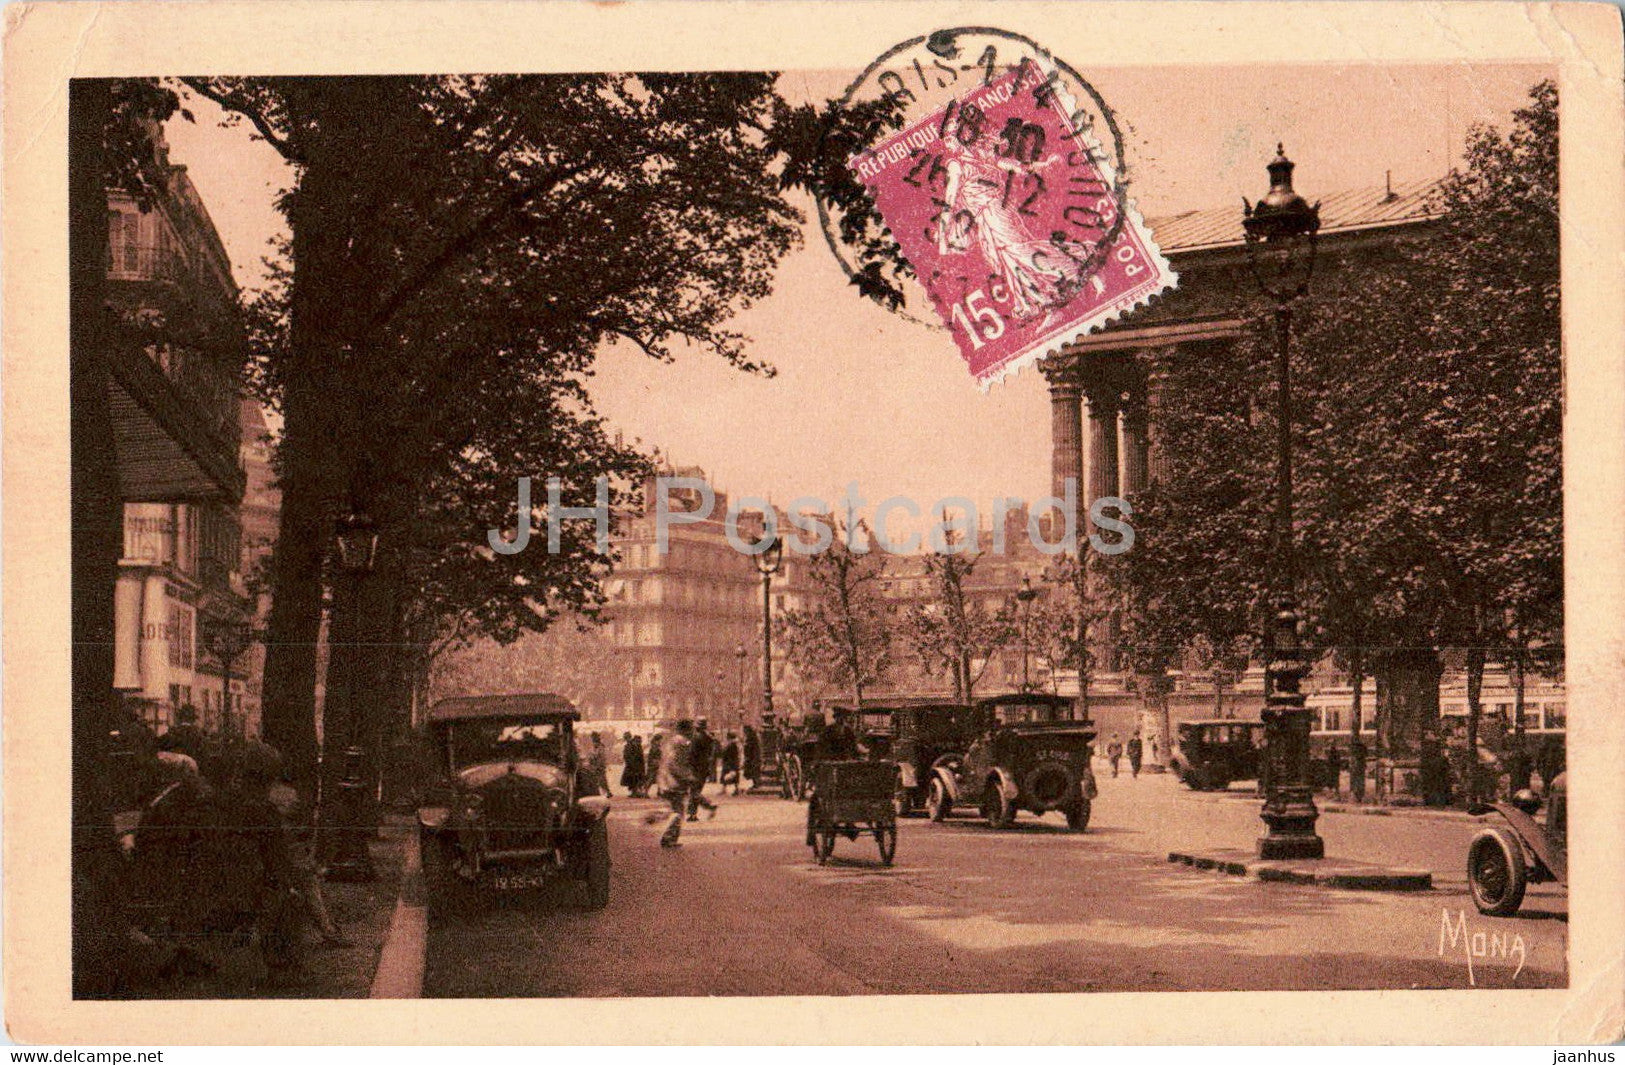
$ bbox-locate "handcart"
[805,760,899,866]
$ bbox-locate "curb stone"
[369,826,427,999]
[1167,848,1434,892]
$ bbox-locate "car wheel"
[1065,789,1092,832]
[1468,827,1528,917]
[987,784,1016,829]
[893,789,914,819]
[581,820,611,911]
[928,778,953,822]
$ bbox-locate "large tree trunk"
[1465,641,1486,808]
[1347,648,1367,802]
[257,399,335,788]
[256,87,354,787]
[1374,646,1443,801]
[69,78,129,998]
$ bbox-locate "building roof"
[427,692,579,723]
[1145,177,1443,255]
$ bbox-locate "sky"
[164,62,1551,523]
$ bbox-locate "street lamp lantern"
[1243,145,1322,303]
[326,506,380,882]
[754,534,784,577]
[1015,576,1040,693]
[753,530,782,728]
[334,510,380,573]
[1242,145,1325,861]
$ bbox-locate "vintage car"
[840,697,983,817]
[416,693,611,909]
[926,693,1098,831]
[1169,720,1266,791]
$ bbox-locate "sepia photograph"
[4,0,1623,1047]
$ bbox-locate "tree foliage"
[901,550,1017,700]
[774,525,894,705]
[184,74,807,772]
[1115,81,1561,748]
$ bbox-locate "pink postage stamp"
[849,59,1175,389]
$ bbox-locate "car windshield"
[914,707,977,738]
[987,699,1074,724]
[447,718,567,769]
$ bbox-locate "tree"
[1115,82,1561,798]
[185,74,803,780]
[902,551,1017,701]
[430,618,632,713]
[775,524,893,707]
[1028,557,1098,697]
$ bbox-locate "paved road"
[423,770,1566,997]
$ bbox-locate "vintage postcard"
[3,0,1622,1047]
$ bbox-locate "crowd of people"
[565,719,769,849]
[117,721,353,989]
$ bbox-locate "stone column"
[1045,366,1084,505]
[1084,385,1121,506]
[1083,382,1122,673]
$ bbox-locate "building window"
[1543,702,1565,731]
[168,603,194,670]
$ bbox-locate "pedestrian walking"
[1127,733,1143,778]
[687,720,719,820]
[644,734,664,797]
[1106,734,1124,778]
[587,732,612,797]
[620,732,646,798]
[720,732,742,796]
[646,720,697,848]
[742,725,761,791]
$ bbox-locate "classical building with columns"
[1039,178,1444,750]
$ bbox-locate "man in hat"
[687,719,719,820]
[649,720,697,847]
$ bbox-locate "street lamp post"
[326,509,380,882]
[1016,576,1040,692]
[1242,145,1325,861]
[731,647,745,731]
[754,536,784,726]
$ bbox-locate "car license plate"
[490,872,548,891]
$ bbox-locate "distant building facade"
[107,124,252,735]
[601,464,811,729]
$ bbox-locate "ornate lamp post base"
[1257,604,1324,861]
[1258,791,1326,859]
[325,745,378,882]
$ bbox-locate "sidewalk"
[1126,768,1493,824]
[129,814,411,999]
